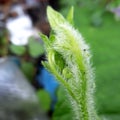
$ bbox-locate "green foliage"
[66,6,74,25]
[0,30,8,56]
[37,90,51,111]
[107,0,120,8]
[9,37,44,58]
[28,38,44,58]
[41,6,100,120]
[91,10,103,27]
[59,0,120,27]
[52,86,72,120]
[9,44,26,56]
[20,61,35,82]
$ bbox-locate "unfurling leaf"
[41,6,100,120]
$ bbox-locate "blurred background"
[0,0,120,120]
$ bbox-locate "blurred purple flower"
[108,6,120,21]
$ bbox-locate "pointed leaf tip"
[47,6,66,29]
[67,6,74,25]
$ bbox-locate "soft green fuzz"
[40,6,100,120]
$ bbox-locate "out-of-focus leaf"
[28,38,44,58]
[9,44,26,56]
[52,86,72,120]
[0,48,8,56]
[37,90,51,111]
[100,114,120,120]
[91,10,103,27]
[21,61,35,82]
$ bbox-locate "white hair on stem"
[40,6,100,120]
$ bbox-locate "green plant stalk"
[40,6,100,120]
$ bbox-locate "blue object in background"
[10,56,59,110]
[36,66,59,110]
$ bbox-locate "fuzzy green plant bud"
[40,6,100,120]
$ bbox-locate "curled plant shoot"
[40,6,100,120]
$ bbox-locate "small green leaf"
[28,38,44,58]
[21,61,34,82]
[37,90,51,111]
[47,6,66,29]
[40,33,49,45]
[49,34,55,43]
[54,52,65,73]
[9,44,26,56]
[62,67,72,80]
[67,6,74,25]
